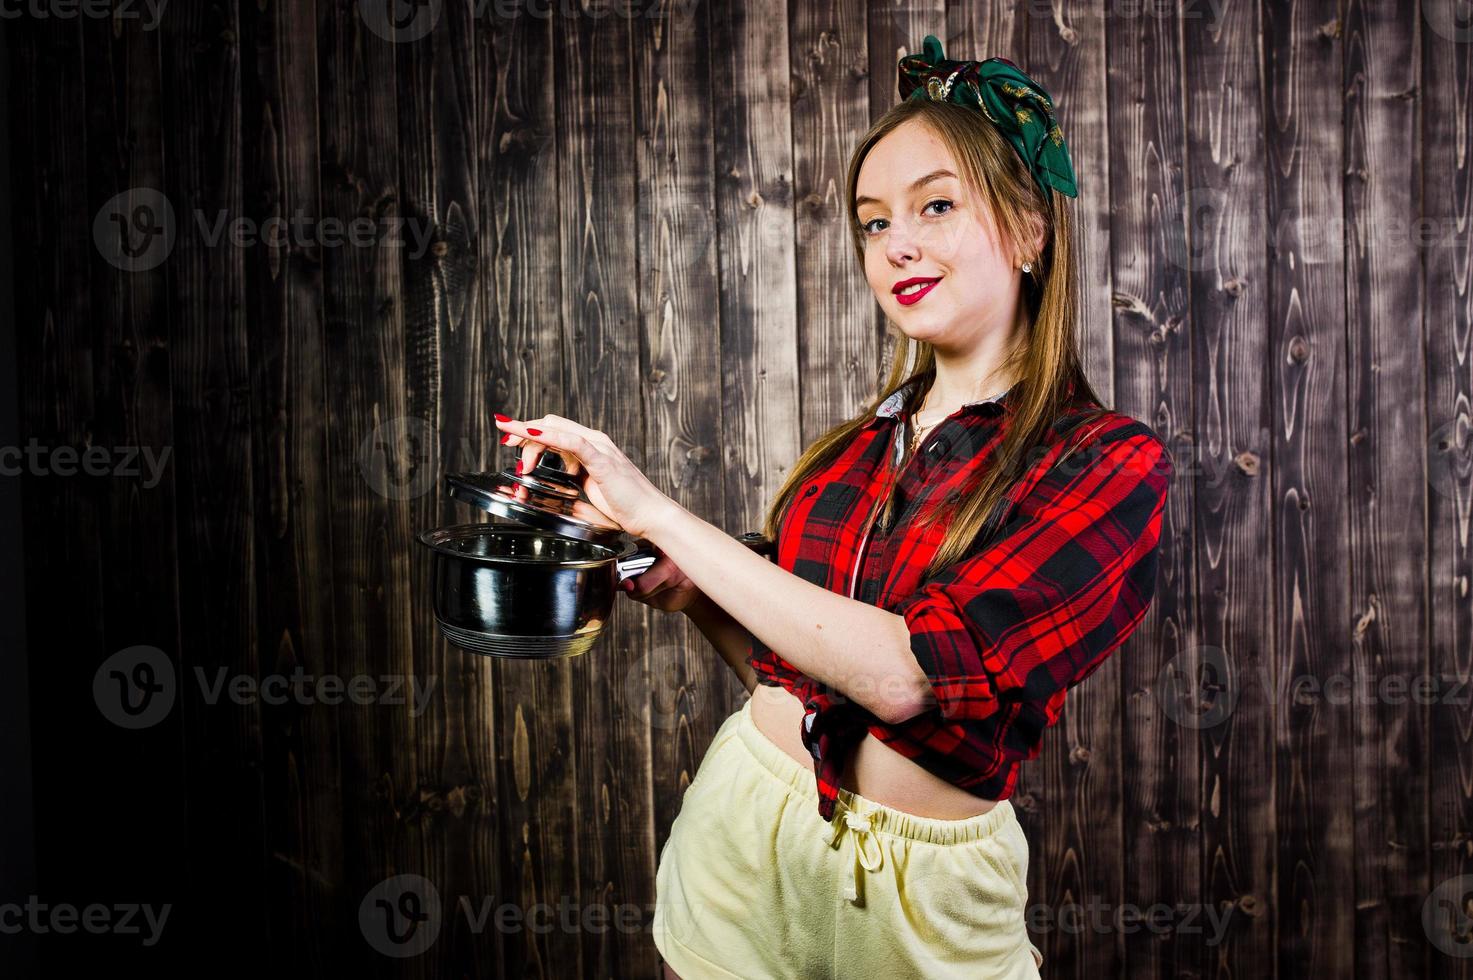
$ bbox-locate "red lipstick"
[893,275,942,306]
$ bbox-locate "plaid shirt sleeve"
[891,427,1172,724]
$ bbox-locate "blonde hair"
[759,97,1106,579]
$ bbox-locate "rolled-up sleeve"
[892,428,1172,723]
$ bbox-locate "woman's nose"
[885,217,921,265]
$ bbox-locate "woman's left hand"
[493,413,675,539]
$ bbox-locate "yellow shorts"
[653,697,1044,979]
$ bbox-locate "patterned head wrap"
[898,35,1078,200]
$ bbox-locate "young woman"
[493,36,1172,980]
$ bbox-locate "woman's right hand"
[618,544,703,613]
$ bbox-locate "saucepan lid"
[445,452,627,547]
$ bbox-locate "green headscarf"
[898,35,1078,201]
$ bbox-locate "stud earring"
[1021,261,1032,274]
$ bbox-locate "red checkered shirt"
[746,377,1172,822]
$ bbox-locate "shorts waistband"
[732,696,1016,844]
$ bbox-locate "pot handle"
[736,531,776,560]
[616,531,773,582]
[615,540,659,582]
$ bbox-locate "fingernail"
[527,428,542,436]
[515,460,523,474]
[500,433,510,444]
[495,413,510,422]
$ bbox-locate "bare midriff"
[747,683,999,820]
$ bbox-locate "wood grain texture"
[159,0,272,967]
[632,0,728,856]
[791,0,873,432]
[1344,1,1428,977]
[475,11,586,979]
[315,2,425,975]
[553,6,658,977]
[238,0,348,969]
[1183,0,1277,977]
[82,6,194,973]
[1020,2,1128,976]
[1264,3,1356,977]
[7,2,1460,975]
[1425,1,1473,978]
[396,2,488,977]
[1105,2,1202,979]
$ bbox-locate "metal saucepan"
[417,455,777,659]
[418,523,658,659]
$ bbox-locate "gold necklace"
[908,380,1012,456]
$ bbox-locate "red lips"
[893,276,942,306]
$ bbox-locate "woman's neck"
[918,317,1027,417]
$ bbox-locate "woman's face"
[855,118,1022,352]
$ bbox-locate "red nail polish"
[527,428,542,436]
[515,460,523,474]
[495,413,510,422]
[500,433,509,444]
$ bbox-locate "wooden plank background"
[5,0,1467,976]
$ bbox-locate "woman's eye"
[860,199,954,236]
[923,198,954,217]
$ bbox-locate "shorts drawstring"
[827,803,884,905]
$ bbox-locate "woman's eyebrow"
[855,169,957,209]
